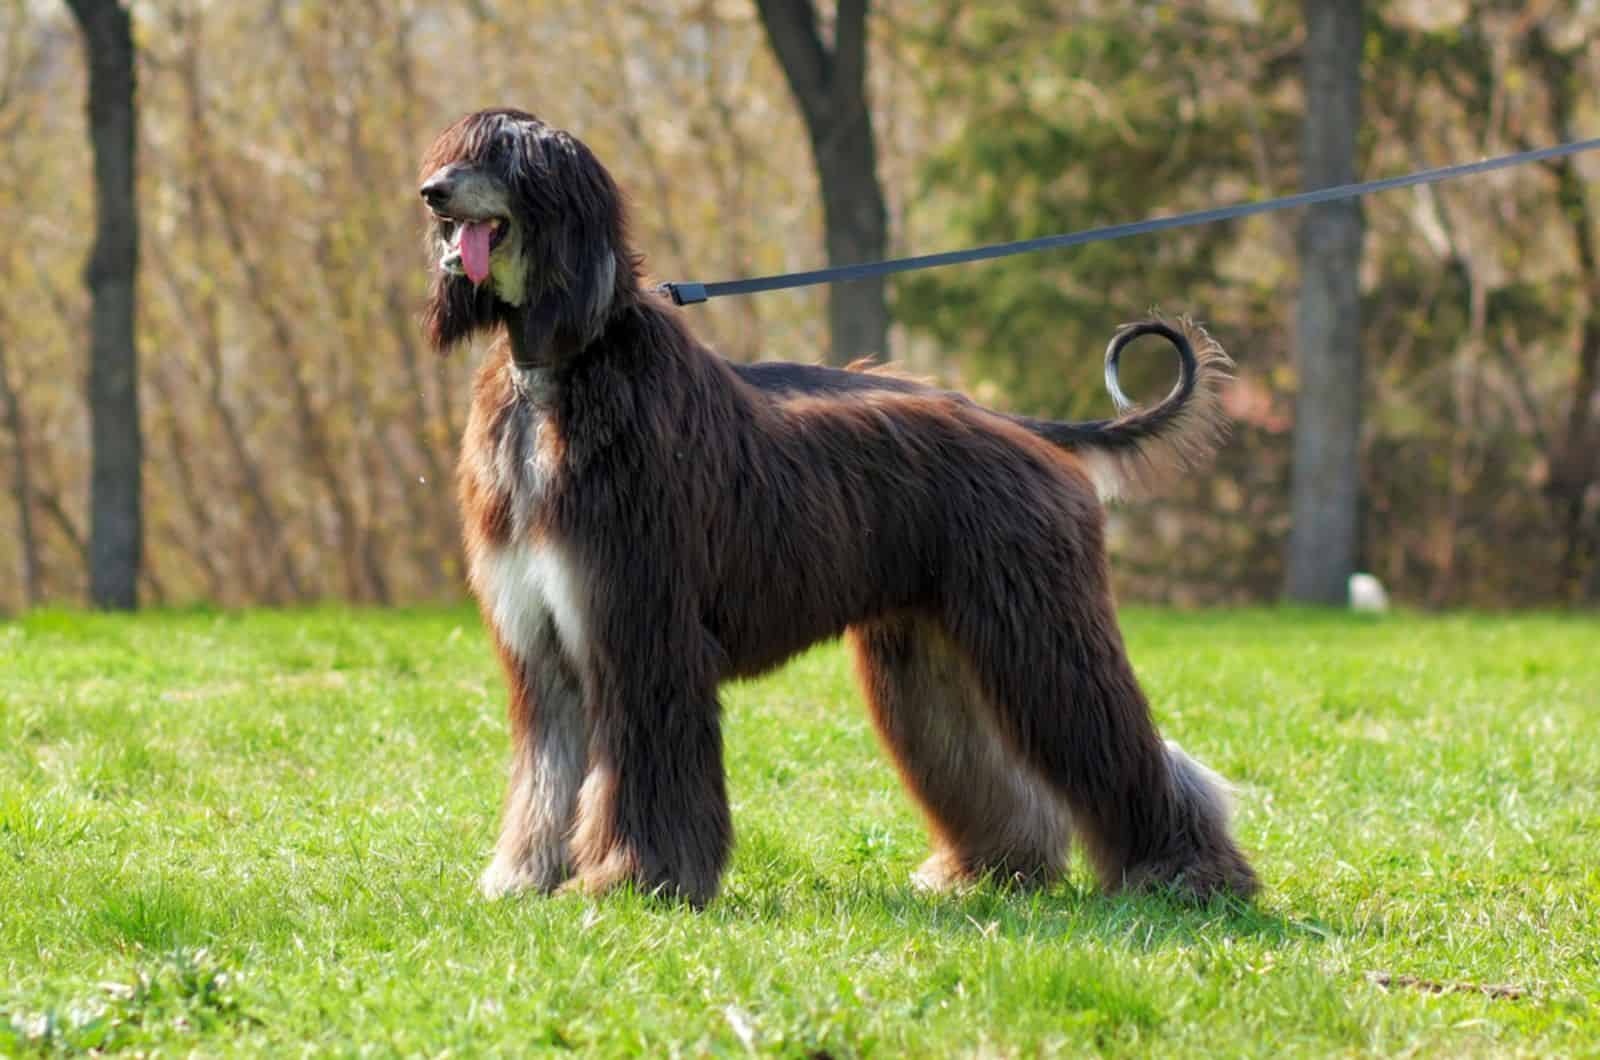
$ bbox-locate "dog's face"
[422,167,523,296]
[419,116,529,307]
[418,109,626,359]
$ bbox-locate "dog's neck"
[506,356,561,405]
[501,257,634,373]
[502,300,569,372]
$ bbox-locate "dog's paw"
[478,866,531,900]
[1118,849,1260,904]
[912,849,1062,894]
[563,845,716,907]
[479,855,567,900]
[911,850,974,895]
[557,844,637,900]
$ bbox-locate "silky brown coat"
[418,109,1258,906]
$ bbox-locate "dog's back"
[668,335,1107,679]
[728,316,1231,504]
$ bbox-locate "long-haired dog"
[418,108,1258,906]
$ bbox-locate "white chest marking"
[474,542,587,664]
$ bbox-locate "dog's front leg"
[480,623,588,899]
[565,619,731,907]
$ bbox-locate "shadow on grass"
[799,887,1320,949]
[704,842,1336,952]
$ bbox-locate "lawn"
[2,606,1597,1056]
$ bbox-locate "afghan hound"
[417,108,1258,907]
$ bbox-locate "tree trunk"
[66,0,142,610]
[1524,26,1600,601]
[1285,0,1364,605]
[0,335,41,609]
[755,0,889,364]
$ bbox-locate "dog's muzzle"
[419,165,514,285]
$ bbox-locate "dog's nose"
[420,174,453,209]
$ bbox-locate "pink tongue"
[460,221,493,285]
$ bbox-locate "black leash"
[660,137,1600,307]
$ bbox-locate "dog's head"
[418,109,629,361]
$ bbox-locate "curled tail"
[1007,317,1234,500]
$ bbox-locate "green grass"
[2,606,1597,1056]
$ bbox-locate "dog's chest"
[487,392,561,528]
[466,390,587,662]
[472,540,586,664]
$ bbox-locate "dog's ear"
[561,232,620,349]
[498,131,625,359]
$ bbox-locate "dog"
[418,108,1258,906]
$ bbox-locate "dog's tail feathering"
[1009,316,1233,501]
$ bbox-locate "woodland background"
[3,0,1598,612]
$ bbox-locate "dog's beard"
[423,267,500,352]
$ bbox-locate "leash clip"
[659,282,707,306]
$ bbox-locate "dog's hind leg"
[849,616,1071,892]
[480,623,588,898]
[941,512,1258,903]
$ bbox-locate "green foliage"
[886,2,1600,603]
[893,4,1297,418]
[7,2,1597,608]
[4,607,1599,1055]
